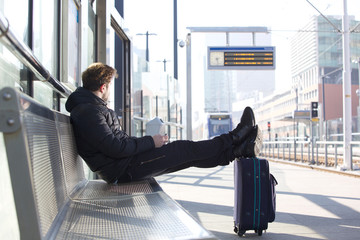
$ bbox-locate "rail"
[261,140,360,170]
[133,116,184,140]
[133,115,184,128]
[0,13,71,97]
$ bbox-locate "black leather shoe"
[230,106,256,145]
[233,125,263,158]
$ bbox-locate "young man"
[65,63,262,184]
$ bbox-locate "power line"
[305,0,342,33]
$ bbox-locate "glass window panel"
[33,81,56,109]
[0,42,29,92]
[67,0,80,87]
[87,5,96,66]
[0,134,20,240]
[33,0,58,78]
[33,0,59,109]
[0,0,29,93]
[0,0,29,44]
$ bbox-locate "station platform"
[156,159,360,240]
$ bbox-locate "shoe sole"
[245,126,263,158]
[243,106,256,126]
[253,126,263,156]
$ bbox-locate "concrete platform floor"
[156,160,360,240]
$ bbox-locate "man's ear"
[100,83,106,93]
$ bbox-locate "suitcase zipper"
[257,158,261,230]
[253,158,257,229]
[253,157,262,230]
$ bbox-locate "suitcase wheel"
[255,230,263,236]
[234,226,246,236]
[237,230,246,237]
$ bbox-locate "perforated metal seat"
[0,87,217,240]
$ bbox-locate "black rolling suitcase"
[234,157,277,237]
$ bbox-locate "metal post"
[322,75,327,140]
[311,121,315,164]
[168,99,171,139]
[282,143,285,160]
[180,106,183,140]
[288,142,291,161]
[294,118,296,161]
[186,33,192,140]
[173,0,178,80]
[146,31,149,62]
[357,58,360,135]
[350,144,353,168]
[335,144,338,167]
[316,144,319,165]
[141,90,143,136]
[252,32,256,46]
[296,87,299,139]
[226,32,230,46]
[308,141,311,164]
[342,0,352,170]
[156,95,158,116]
[325,143,328,167]
[176,103,178,140]
[136,31,157,70]
[358,58,360,110]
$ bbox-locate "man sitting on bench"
[65,63,262,184]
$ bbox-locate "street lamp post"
[173,0,178,80]
[354,58,360,140]
[293,76,301,140]
[137,31,157,71]
[353,58,360,114]
[357,58,360,108]
[156,58,172,138]
[342,0,352,170]
[157,59,171,72]
[357,59,360,121]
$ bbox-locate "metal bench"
[0,87,216,240]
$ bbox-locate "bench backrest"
[0,87,86,239]
[55,111,86,194]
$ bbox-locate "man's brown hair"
[82,63,118,91]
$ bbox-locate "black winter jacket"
[65,87,155,183]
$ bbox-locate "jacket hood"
[65,87,106,112]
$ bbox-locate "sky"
[124,0,360,93]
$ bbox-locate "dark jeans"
[121,134,234,182]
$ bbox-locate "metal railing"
[261,140,360,170]
[0,13,71,97]
[133,116,184,140]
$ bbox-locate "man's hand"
[152,134,169,148]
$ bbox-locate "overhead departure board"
[208,46,276,70]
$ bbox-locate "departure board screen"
[208,46,275,70]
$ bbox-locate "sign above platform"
[208,46,276,70]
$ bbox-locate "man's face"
[102,81,112,102]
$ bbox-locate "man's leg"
[126,134,234,181]
[122,106,262,182]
